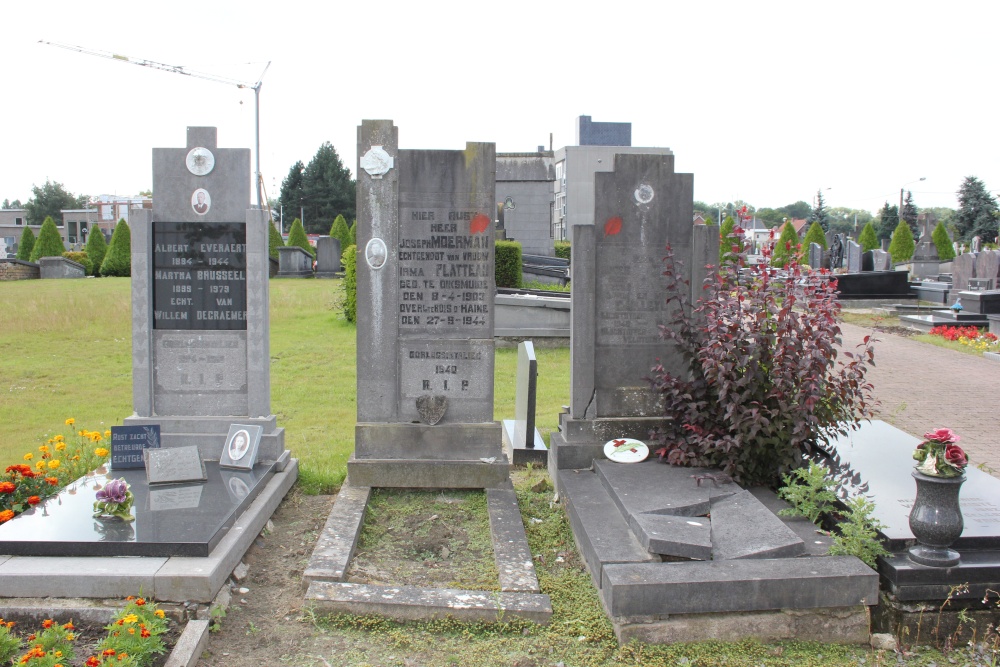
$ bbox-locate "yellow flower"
[55,442,66,451]
[95,448,110,458]
[104,430,111,438]
[48,460,60,470]
[154,609,165,619]
[54,435,64,443]
[65,418,75,426]
[72,455,80,461]
[36,461,47,471]
[121,614,139,624]
[91,433,102,443]
[47,438,54,445]
[78,430,85,437]
[39,445,50,454]
[23,453,33,461]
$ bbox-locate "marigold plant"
[648,245,878,487]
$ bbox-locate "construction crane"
[40,39,271,208]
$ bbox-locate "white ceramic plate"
[603,438,650,464]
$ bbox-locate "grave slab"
[601,556,878,617]
[630,513,712,560]
[710,489,805,560]
[558,470,658,587]
[501,419,548,466]
[0,556,166,599]
[878,550,1000,600]
[487,488,541,593]
[346,456,510,489]
[302,483,370,584]
[163,619,211,667]
[305,581,552,624]
[594,459,720,518]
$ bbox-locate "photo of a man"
[192,189,211,215]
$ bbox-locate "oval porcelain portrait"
[228,429,251,462]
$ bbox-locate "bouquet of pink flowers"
[913,428,968,478]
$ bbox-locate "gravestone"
[808,242,823,269]
[910,212,942,279]
[845,240,862,273]
[315,236,342,278]
[974,250,1000,290]
[549,152,718,472]
[277,245,314,277]
[872,249,892,272]
[861,250,874,272]
[123,127,285,463]
[349,119,505,488]
[952,253,976,291]
[501,341,547,465]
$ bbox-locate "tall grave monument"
[349,120,507,488]
[125,127,285,462]
[549,152,717,473]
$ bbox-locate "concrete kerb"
[302,480,552,624]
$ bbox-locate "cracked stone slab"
[303,483,370,584]
[305,581,552,624]
[710,489,805,560]
[486,488,540,593]
[630,513,712,560]
[594,459,732,519]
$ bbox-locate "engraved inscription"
[154,334,247,392]
[400,341,490,400]
[152,222,247,330]
[596,250,671,346]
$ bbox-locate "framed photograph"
[220,424,262,470]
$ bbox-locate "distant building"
[0,209,28,258]
[496,150,555,256]
[576,115,631,147]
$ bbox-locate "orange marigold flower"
[0,510,15,523]
[126,596,134,601]
[141,627,150,638]
[63,621,74,630]
[0,482,15,494]
[55,442,66,451]
[154,609,165,618]
[128,627,135,635]
[135,597,146,605]
[46,477,59,486]
[54,435,64,442]
[103,648,116,656]
[86,657,101,667]
[39,445,50,454]
[72,455,80,461]
[95,448,110,458]
[26,633,35,640]
[42,619,54,628]
[65,418,75,426]
[26,496,41,505]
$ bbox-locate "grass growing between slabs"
[0,278,571,493]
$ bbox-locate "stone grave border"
[0,458,297,605]
[302,481,552,624]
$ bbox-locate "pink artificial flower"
[944,444,967,468]
[923,428,960,445]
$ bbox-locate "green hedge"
[84,226,108,275]
[343,245,357,323]
[63,251,93,275]
[268,221,284,260]
[554,241,570,262]
[16,227,35,261]
[29,217,66,261]
[287,218,314,257]
[495,240,522,288]
[100,220,132,277]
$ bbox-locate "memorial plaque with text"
[111,425,161,470]
[152,222,247,330]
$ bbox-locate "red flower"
[42,619,54,629]
[26,496,41,506]
[103,649,116,656]
[141,627,151,638]
[86,657,101,667]
[923,428,960,445]
[0,482,14,494]
[45,477,59,486]
[135,597,146,605]
[945,444,967,468]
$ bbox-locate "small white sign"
[603,438,650,464]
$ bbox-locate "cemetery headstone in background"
[846,239,862,273]
[124,127,285,463]
[315,236,342,278]
[501,340,547,465]
[349,119,506,488]
[808,242,822,269]
[952,253,976,292]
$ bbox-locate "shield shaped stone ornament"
[416,395,448,425]
[360,145,394,179]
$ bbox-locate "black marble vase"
[907,471,965,567]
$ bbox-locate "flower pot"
[907,470,965,567]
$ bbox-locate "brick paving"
[839,321,1000,477]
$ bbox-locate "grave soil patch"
[346,489,500,591]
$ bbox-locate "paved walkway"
[839,321,999,477]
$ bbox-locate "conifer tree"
[888,220,915,263]
[84,226,108,276]
[329,214,351,251]
[286,218,314,257]
[349,220,357,246]
[954,176,998,242]
[771,223,800,268]
[16,226,35,261]
[29,217,67,261]
[268,221,284,260]
[100,219,132,277]
[800,222,827,263]
[932,222,956,261]
[858,222,879,252]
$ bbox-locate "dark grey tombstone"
[38,256,86,279]
[861,250,874,272]
[315,236,342,278]
[872,250,892,272]
[277,246,314,277]
[808,242,823,269]
[952,253,976,291]
[550,152,716,473]
[974,250,1000,290]
[351,120,504,488]
[123,127,285,464]
[501,341,547,465]
[912,212,939,260]
[846,240,862,274]
[881,239,890,252]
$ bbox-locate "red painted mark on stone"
[470,214,490,234]
[604,216,622,237]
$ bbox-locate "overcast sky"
[4,1,997,215]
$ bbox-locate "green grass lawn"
[0,278,570,492]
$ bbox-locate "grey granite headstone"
[872,250,891,272]
[145,445,208,484]
[974,250,1000,291]
[351,120,504,487]
[912,212,939,261]
[514,341,538,450]
[952,253,976,291]
[808,242,823,269]
[38,256,86,279]
[315,236,342,278]
[861,250,874,272]
[123,127,285,463]
[845,240,862,274]
[277,245,313,277]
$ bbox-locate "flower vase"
[907,471,965,567]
